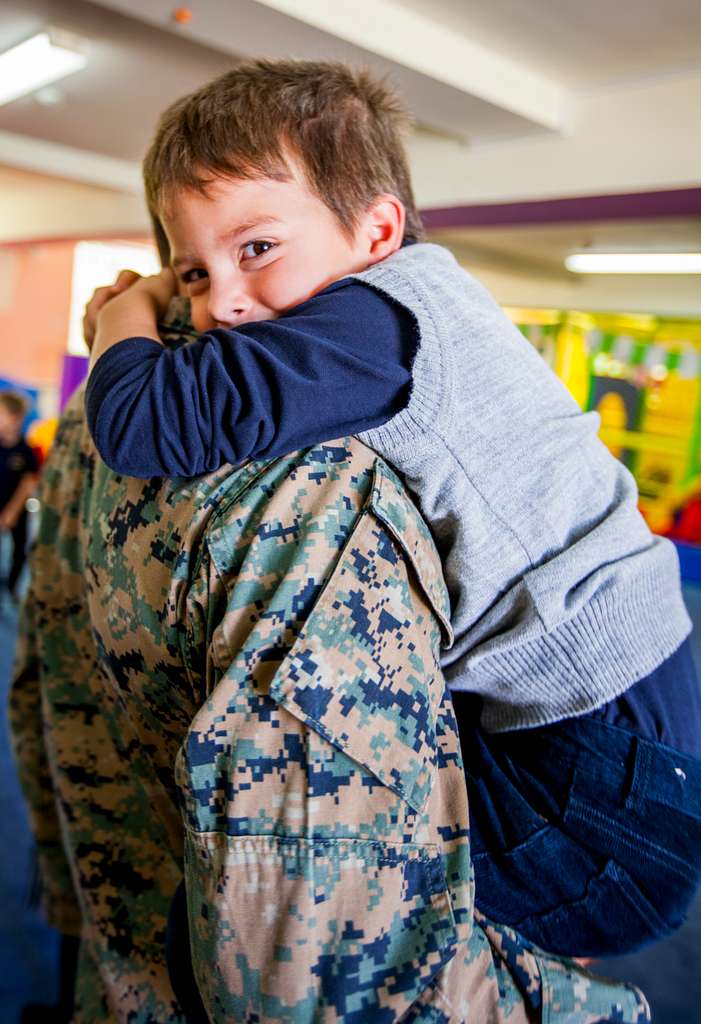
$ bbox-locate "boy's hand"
[89,268,177,369]
[96,268,176,330]
[0,507,18,531]
[84,269,177,350]
[83,269,142,350]
[123,268,178,319]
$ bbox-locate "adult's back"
[11,363,649,1022]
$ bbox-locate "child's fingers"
[114,269,142,291]
[83,272,142,349]
[153,267,177,303]
[132,268,177,312]
[83,285,116,348]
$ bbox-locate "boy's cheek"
[190,299,216,334]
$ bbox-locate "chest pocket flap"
[269,459,453,813]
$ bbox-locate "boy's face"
[0,406,22,446]
[162,161,397,333]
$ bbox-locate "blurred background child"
[0,392,39,601]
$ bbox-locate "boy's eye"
[241,240,275,261]
[180,268,208,285]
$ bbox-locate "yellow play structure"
[507,308,701,539]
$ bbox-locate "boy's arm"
[87,269,173,369]
[0,438,39,529]
[0,470,38,529]
[85,278,415,478]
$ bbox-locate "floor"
[1,553,700,1022]
[0,593,60,1022]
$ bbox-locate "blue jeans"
[453,689,701,957]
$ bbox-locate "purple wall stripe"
[59,354,89,413]
[420,187,701,230]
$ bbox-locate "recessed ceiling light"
[35,85,65,106]
[0,30,88,108]
[565,253,701,274]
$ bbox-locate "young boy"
[84,60,701,959]
[0,390,38,598]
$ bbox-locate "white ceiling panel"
[0,0,235,161]
[398,0,701,90]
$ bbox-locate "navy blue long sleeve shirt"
[85,278,415,479]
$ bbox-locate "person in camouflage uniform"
[10,304,649,1022]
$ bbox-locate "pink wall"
[0,234,153,391]
[0,241,75,388]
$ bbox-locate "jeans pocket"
[516,858,672,958]
[472,821,600,931]
[565,772,701,890]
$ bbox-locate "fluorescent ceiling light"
[0,31,88,108]
[565,252,701,274]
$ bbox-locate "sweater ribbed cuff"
[454,558,692,733]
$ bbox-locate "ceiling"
[400,0,701,91]
[0,0,699,286]
[0,0,235,161]
[2,0,700,163]
[431,218,701,281]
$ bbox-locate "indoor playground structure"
[509,309,701,563]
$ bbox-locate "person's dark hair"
[0,390,29,419]
[149,210,171,267]
[143,59,425,243]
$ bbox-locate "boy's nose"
[208,299,247,330]
[208,280,251,329]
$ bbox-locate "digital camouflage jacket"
[10,309,649,1023]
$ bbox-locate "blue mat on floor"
[0,597,60,1021]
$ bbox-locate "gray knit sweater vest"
[354,243,690,732]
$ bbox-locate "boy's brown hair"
[0,390,29,419]
[143,59,425,244]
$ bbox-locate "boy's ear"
[363,194,406,265]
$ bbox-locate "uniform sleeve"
[174,445,649,1022]
[175,446,459,1020]
[85,281,415,478]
